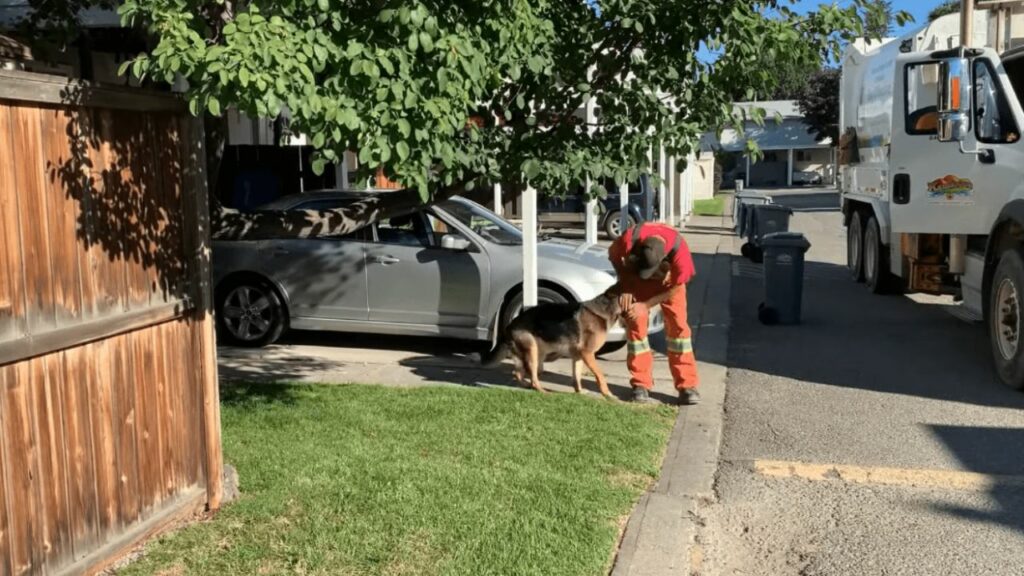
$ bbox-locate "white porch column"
[646,145,655,223]
[619,180,630,234]
[787,148,794,187]
[667,156,676,227]
[584,95,598,243]
[493,183,503,216]
[658,145,667,222]
[522,184,538,308]
[680,158,690,221]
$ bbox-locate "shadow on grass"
[220,381,303,407]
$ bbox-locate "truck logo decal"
[926,175,974,201]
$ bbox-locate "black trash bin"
[743,204,794,262]
[758,232,812,326]
[734,192,772,238]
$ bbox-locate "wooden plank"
[33,353,73,569]
[131,327,162,516]
[75,108,101,320]
[61,345,101,562]
[117,112,152,312]
[88,337,121,532]
[149,113,186,304]
[180,115,222,509]
[0,104,27,344]
[12,104,58,334]
[0,69,186,113]
[2,362,45,575]
[156,321,181,497]
[41,105,85,327]
[0,300,190,367]
[85,108,129,316]
[111,332,141,526]
[0,366,16,576]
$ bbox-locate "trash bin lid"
[761,231,811,250]
[754,204,793,214]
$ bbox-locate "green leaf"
[313,132,326,148]
[208,96,221,116]
[408,33,419,52]
[576,83,590,93]
[239,68,250,87]
[188,97,199,117]
[317,0,329,11]
[419,32,434,53]
[397,118,411,138]
[311,156,327,175]
[523,160,541,179]
[438,69,449,92]
[396,141,410,160]
[527,55,544,74]
[359,146,373,164]
[516,94,525,109]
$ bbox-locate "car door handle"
[271,247,291,256]
[373,255,400,264]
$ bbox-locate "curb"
[611,208,733,576]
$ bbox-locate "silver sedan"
[212,191,664,351]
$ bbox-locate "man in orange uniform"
[608,222,700,405]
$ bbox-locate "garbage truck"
[839,3,1024,389]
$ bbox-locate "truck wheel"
[847,210,865,283]
[989,250,1024,390]
[864,215,897,294]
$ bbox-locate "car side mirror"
[937,57,970,143]
[441,234,471,251]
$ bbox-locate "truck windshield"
[1004,54,1024,111]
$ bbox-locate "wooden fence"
[0,70,222,575]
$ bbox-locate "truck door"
[890,53,1021,235]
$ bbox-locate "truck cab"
[840,7,1024,390]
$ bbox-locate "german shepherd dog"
[481,293,622,397]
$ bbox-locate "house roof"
[704,118,832,152]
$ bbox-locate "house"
[704,100,835,188]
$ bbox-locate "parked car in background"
[537,175,658,238]
[792,170,823,185]
[212,191,664,351]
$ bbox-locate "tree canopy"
[862,0,894,39]
[795,67,840,143]
[929,1,960,22]
[27,0,871,238]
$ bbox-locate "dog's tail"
[480,336,513,368]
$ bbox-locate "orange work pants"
[625,285,699,390]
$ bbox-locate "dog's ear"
[589,293,621,323]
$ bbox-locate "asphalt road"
[698,189,1024,576]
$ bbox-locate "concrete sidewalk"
[610,209,734,576]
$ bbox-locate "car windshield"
[438,199,522,245]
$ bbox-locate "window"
[974,60,1020,144]
[376,212,432,247]
[438,200,521,245]
[795,150,808,162]
[905,62,941,135]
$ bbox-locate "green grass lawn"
[120,383,675,576]
[693,195,726,217]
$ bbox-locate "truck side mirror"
[937,57,970,142]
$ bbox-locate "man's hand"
[618,293,635,312]
[625,301,648,322]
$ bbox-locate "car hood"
[536,239,614,273]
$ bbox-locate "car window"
[376,212,432,247]
[438,200,521,245]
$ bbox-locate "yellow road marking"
[753,459,1024,492]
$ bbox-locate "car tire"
[605,211,637,239]
[989,249,1024,390]
[864,215,898,295]
[216,278,287,347]
[501,286,571,331]
[848,210,865,283]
